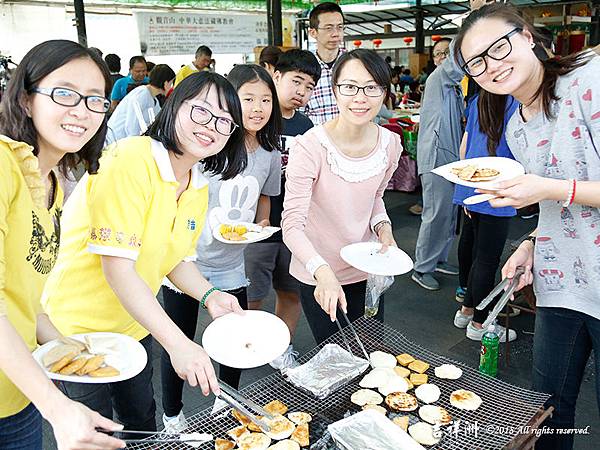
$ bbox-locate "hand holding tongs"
[477,266,525,329]
[216,381,274,432]
[335,307,370,362]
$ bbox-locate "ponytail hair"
[455,3,593,154]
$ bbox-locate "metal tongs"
[334,307,370,362]
[97,428,213,445]
[216,381,275,432]
[477,266,525,329]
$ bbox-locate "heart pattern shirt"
[506,55,600,320]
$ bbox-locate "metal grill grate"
[127,317,550,450]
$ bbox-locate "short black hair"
[129,55,146,69]
[149,64,176,89]
[431,37,452,57]
[0,39,111,177]
[274,49,321,84]
[227,64,282,153]
[332,49,391,98]
[309,2,344,29]
[195,45,212,57]
[105,53,121,72]
[259,45,283,68]
[146,61,156,72]
[145,72,246,180]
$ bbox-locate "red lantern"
[353,40,362,48]
[431,35,442,42]
[403,37,413,45]
[372,38,383,48]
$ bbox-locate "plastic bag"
[365,273,394,317]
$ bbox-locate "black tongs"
[216,381,275,432]
[477,266,525,329]
[335,307,370,361]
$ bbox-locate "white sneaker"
[269,344,299,370]
[453,310,473,329]
[466,322,517,342]
[162,411,188,433]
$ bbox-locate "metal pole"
[415,0,424,54]
[73,0,87,47]
[591,0,600,46]
[269,0,283,46]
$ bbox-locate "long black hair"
[454,3,593,154]
[227,64,282,153]
[332,49,391,99]
[145,71,246,180]
[0,39,111,175]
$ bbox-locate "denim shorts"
[0,403,42,450]
[201,261,249,291]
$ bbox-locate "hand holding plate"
[205,290,244,319]
[476,174,548,209]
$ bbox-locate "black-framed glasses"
[462,27,522,77]
[188,104,238,136]
[31,87,110,114]
[336,83,385,97]
[433,49,450,59]
[317,24,345,34]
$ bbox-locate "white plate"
[340,242,414,276]
[431,157,525,190]
[213,222,280,245]
[202,311,290,369]
[33,332,147,384]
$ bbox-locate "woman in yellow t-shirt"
[0,41,124,449]
[43,72,247,432]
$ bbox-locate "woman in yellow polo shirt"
[42,72,247,433]
[0,40,125,449]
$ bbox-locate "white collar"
[150,139,208,189]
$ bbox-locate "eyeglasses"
[433,49,450,59]
[188,104,238,136]
[336,84,385,97]
[462,27,522,77]
[317,24,345,34]
[31,87,110,114]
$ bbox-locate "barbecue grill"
[126,317,551,450]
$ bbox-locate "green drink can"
[479,324,499,377]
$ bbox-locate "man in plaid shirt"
[303,2,345,125]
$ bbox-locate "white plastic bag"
[365,273,394,317]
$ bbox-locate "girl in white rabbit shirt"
[160,64,282,431]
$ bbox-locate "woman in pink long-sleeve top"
[282,49,403,344]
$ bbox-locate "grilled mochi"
[385,392,418,412]
[267,440,300,450]
[369,351,397,369]
[351,389,383,406]
[450,389,482,411]
[215,438,235,450]
[434,364,463,380]
[290,423,309,447]
[392,416,409,431]
[415,384,441,404]
[238,432,271,450]
[419,405,452,426]
[263,400,288,416]
[263,415,295,440]
[408,422,441,446]
[232,409,252,427]
[227,424,249,442]
[287,412,312,425]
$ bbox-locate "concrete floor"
[43,190,599,449]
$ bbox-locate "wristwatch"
[524,235,536,246]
